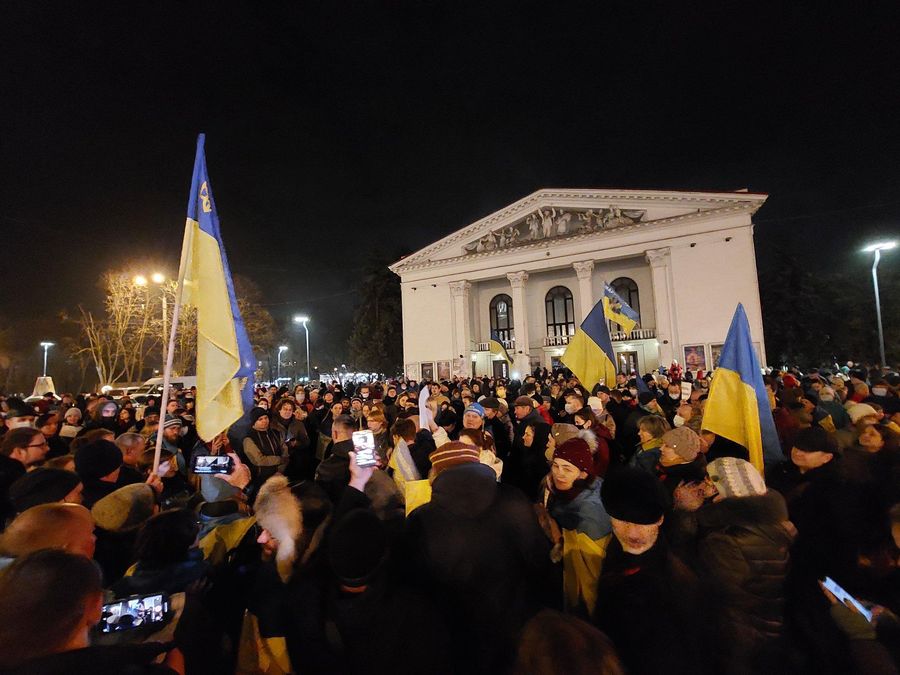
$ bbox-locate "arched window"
[489,294,514,342]
[610,277,640,326]
[545,286,575,337]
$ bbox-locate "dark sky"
[3,2,900,353]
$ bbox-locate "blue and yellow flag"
[603,283,639,334]
[489,331,513,366]
[702,303,780,473]
[561,298,618,389]
[178,134,256,441]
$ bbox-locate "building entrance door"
[616,350,638,376]
[492,360,509,380]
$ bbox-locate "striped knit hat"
[429,441,480,477]
[706,457,766,499]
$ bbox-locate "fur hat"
[601,467,669,524]
[706,457,766,499]
[91,484,156,532]
[254,475,303,583]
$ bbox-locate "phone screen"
[100,593,169,633]
[822,576,873,622]
[352,430,378,467]
[191,455,233,475]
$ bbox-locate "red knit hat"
[553,438,595,476]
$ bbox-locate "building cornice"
[391,190,765,274]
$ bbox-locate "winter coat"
[314,439,353,505]
[3,643,177,675]
[510,410,551,499]
[404,462,552,674]
[694,491,795,671]
[594,535,712,675]
[112,547,210,598]
[629,437,662,474]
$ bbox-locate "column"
[646,248,677,366]
[449,280,473,369]
[572,260,595,322]
[506,271,531,378]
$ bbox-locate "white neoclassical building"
[389,188,768,382]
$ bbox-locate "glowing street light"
[277,345,288,380]
[863,240,897,368]
[293,315,311,382]
[39,341,54,377]
[134,272,170,362]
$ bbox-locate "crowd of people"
[0,364,897,674]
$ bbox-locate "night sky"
[3,2,900,354]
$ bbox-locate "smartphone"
[100,593,169,633]
[352,430,378,467]
[190,454,233,475]
[822,576,873,622]
[680,382,693,401]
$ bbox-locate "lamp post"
[39,342,54,377]
[293,315,311,382]
[277,345,288,381]
[134,272,169,362]
[863,241,897,368]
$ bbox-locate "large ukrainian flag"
[702,303,780,472]
[603,283,639,335]
[561,297,618,389]
[177,134,256,441]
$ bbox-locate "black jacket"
[3,643,176,675]
[314,438,353,505]
[509,410,550,499]
[695,491,795,671]
[403,463,552,674]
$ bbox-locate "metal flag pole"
[152,221,195,474]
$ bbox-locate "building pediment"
[390,188,767,274]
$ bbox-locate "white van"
[132,376,197,402]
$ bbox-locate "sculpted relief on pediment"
[463,206,646,254]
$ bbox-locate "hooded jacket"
[404,463,552,674]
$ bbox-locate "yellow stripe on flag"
[702,367,765,472]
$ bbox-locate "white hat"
[587,396,603,414]
[847,403,878,424]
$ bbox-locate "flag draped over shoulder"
[702,303,780,473]
[561,298,618,389]
[603,283,639,334]
[178,134,256,441]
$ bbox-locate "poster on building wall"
[420,362,435,381]
[453,357,469,378]
[710,343,724,369]
[405,363,420,381]
[683,344,707,372]
[437,360,451,380]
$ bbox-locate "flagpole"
[152,221,195,474]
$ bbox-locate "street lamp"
[862,240,897,368]
[277,345,288,381]
[39,342,54,377]
[293,315,311,382]
[134,273,169,362]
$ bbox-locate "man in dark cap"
[8,468,83,512]
[594,467,708,675]
[4,398,37,430]
[75,440,147,508]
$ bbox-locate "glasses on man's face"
[27,441,49,449]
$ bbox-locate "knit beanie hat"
[661,427,701,461]
[601,467,669,524]
[550,423,580,448]
[464,402,485,418]
[847,403,878,424]
[162,414,183,429]
[480,397,501,410]
[638,392,656,406]
[553,438,595,476]
[91,484,156,532]
[706,457,766,499]
[434,408,458,427]
[792,426,840,455]
[254,475,303,583]
[250,407,269,424]
[74,440,123,482]
[429,441,480,476]
[328,508,388,588]
[8,468,82,512]
[64,407,82,421]
[143,405,161,418]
